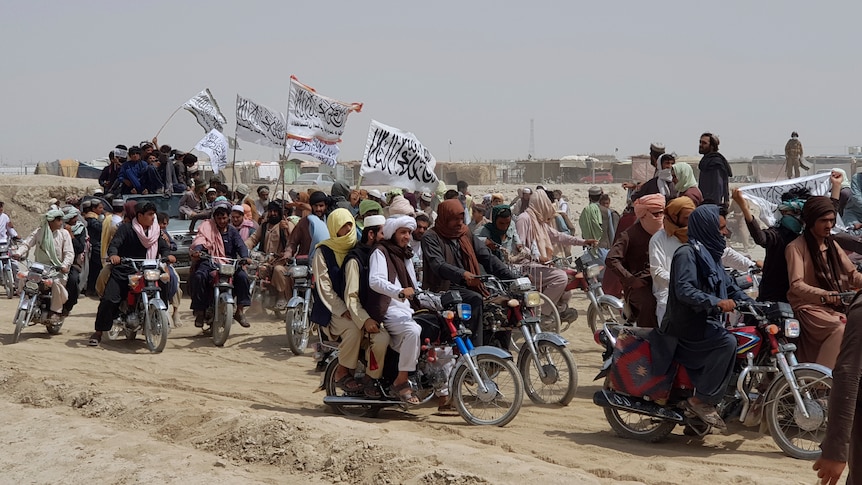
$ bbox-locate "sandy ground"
[0,176,832,485]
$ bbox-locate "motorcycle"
[12,260,65,342]
[106,258,172,353]
[572,251,625,333]
[248,251,292,319]
[592,300,833,459]
[322,290,524,426]
[284,256,314,355]
[0,239,16,299]
[482,274,578,405]
[198,252,244,347]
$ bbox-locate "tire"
[12,308,27,343]
[145,306,170,353]
[212,298,233,347]
[4,267,14,299]
[587,301,623,334]
[511,300,559,352]
[765,368,832,460]
[518,341,578,406]
[602,377,675,442]
[323,358,381,418]
[452,354,523,426]
[285,303,310,356]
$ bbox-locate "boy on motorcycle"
[650,204,754,430]
[13,208,74,323]
[90,202,172,346]
[368,215,423,405]
[189,200,252,328]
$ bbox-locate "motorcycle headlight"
[128,274,141,287]
[585,264,602,279]
[289,265,308,278]
[219,263,235,276]
[25,280,39,291]
[784,319,800,338]
[457,303,472,321]
[143,269,161,281]
[524,290,543,308]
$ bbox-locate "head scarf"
[434,200,485,294]
[486,205,513,245]
[673,163,698,193]
[63,207,87,236]
[38,209,65,267]
[802,196,845,294]
[663,196,696,243]
[317,208,356,266]
[832,168,851,189]
[520,190,556,261]
[687,204,725,262]
[359,199,382,216]
[777,198,805,234]
[633,194,665,235]
[387,195,415,217]
[331,180,350,199]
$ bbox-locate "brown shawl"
[435,199,487,296]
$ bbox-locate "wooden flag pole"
[154,105,183,139]
[230,131,239,193]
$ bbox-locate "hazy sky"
[2,1,861,165]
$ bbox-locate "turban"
[62,207,80,222]
[634,194,665,235]
[387,196,415,217]
[383,215,417,240]
[663,196,696,243]
[45,209,64,221]
[420,192,433,203]
[309,191,328,206]
[359,199,382,216]
[367,189,384,200]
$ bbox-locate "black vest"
[311,245,345,327]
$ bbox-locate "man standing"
[785,131,808,179]
[598,194,620,252]
[580,186,604,243]
[697,132,732,207]
[84,199,103,296]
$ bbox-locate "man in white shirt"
[0,201,19,242]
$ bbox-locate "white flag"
[195,129,229,174]
[290,138,339,167]
[235,94,286,148]
[359,120,439,192]
[183,89,227,133]
[286,76,362,143]
[738,172,832,226]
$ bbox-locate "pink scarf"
[192,219,227,260]
[132,218,160,259]
[235,219,255,240]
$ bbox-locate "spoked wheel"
[12,309,27,343]
[519,341,578,405]
[323,359,381,418]
[145,306,170,353]
[4,267,14,299]
[765,368,832,460]
[587,301,623,334]
[211,299,233,347]
[452,354,523,426]
[285,303,310,355]
[602,377,675,442]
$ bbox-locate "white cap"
[363,215,386,227]
[367,189,383,200]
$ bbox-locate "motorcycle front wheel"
[323,358,381,418]
[145,306,170,353]
[452,354,524,426]
[4,266,14,299]
[765,367,832,460]
[212,298,234,347]
[587,301,623,334]
[12,308,27,343]
[519,341,578,406]
[285,303,310,355]
[602,378,676,442]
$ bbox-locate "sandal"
[363,378,382,399]
[88,332,101,347]
[335,374,364,394]
[391,381,420,405]
[684,398,727,430]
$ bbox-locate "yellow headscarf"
[663,196,696,243]
[316,208,357,265]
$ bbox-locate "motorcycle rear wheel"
[452,354,523,427]
[602,378,675,442]
[145,306,170,353]
[519,341,578,406]
[285,303,310,355]
[4,267,14,299]
[765,367,832,460]
[212,299,233,347]
[12,309,27,343]
[323,359,381,418]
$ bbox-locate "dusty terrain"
[0,176,828,485]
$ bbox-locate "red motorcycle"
[593,301,833,460]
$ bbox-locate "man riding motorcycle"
[190,200,252,328]
[245,201,290,309]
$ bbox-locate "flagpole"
[230,131,239,194]
[154,105,183,139]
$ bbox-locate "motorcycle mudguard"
[533,332,568,347]
[469,345,514,360]
[593,388,685,423]
[286,295,305,309]
[220,292,235,305]
[148,298,168,312]
[597,294,624,310]
[764,362,833,397]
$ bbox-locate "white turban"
[382,215,416,240]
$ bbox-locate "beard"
[267,216,280,225]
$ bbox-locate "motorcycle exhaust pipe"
[593,389,685,423]
[323,396,398,407]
